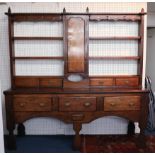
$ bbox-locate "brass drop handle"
[84,102,91,107]
[65,102,71,107]
[110,102,116,106]
[20,103,25,107]
[39,103,45,107]
[129,102,134,106]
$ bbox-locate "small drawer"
[59,97,96,112]
[104,96,141,111]
[15,77,39,88]
[71,113,84,121]
[90,78,114,86]
[14,96,52,111]
[116,77,139,86]
[39,78,62,88]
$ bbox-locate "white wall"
[147,13,155,27]
[146,28,155,92]
[0,85,4,152]
[0,2,147,136]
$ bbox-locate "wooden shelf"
[89,36,141,40]
[89,56,140,60]
[13,37,63,40]
[13,56,64,60]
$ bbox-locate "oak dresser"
[4,7,149,150]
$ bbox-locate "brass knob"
[65,102,71,107]
[129,102,134,106]
[39,103,45,107]
[20,103,25,107]
[110,102,116,106]
[125,80,129,84]
[84,102,91,107]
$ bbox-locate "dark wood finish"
[4,8,148,151]
[13,56,64,60]
[90,15,141,21]
[67,16,85,73]
[59,97,96,112]
[5,12,146,16]
[39,78,62,88]
[64,15,89,76]
[116,77,139,87]
[137,9,145,87]
[14,77,39,88]
[89,56,140,60]
[90,78,114,86]
[89,36,141,40]
[9,14,62,21]
[8,9,15,89]
[13,95,52,111]
[63,79,89,88]
[17,123,25,136]
[13,37,63,40]
[104,96,141,111]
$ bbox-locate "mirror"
[67,74,84,82]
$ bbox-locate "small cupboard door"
[64,15,88,75]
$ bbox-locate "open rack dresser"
[4,8,149,150]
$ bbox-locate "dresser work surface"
[4,8,149,150]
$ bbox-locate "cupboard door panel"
[67,17,85,73]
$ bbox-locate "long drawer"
[104,96,141,111]
[13,96,52,112]
[59,97,97,112]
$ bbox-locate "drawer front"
[39,78,62,88]
[90,78,114,86]
[59,97,96,112]
[14,96,52,111]
[116,77,139,86]
[15,77,39,88]
[104,96,141,111]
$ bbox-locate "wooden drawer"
[15,77,39,88]
[39,78,62,88]
[90,78,114,86]
[59,97,96,112]
[13,96,52,111]
[116,77,139,86]
[63,79,89,88]
[104,96,141,111]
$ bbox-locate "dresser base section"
[4,91,149,150]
